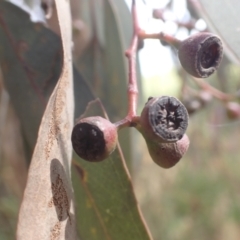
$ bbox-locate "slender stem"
[138,30,182,49]
[115,115,140,130]
[192,77,234,102]
[115,0,140,130]
[126,0,139,118]
[125,35,138,118]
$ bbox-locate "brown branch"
[192,77,234,102]
[138,30,182,49]
[115,0,140,130]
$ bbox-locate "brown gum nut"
[178,32,223,78]
[147,134,190,169]
[140,96,189,143]
[71,116,117,162]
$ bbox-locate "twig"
[115,0,140,130]
[192,77,234,102]
[138,30,182,49]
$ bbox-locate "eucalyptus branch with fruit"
[71,0,223,168]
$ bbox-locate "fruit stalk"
[115,0,140,129]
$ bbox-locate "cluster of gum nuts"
[71,32,223,169]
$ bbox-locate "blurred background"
[130,1,240,240]
[1,0,240,239]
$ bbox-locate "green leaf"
[0,1,62,150]
[75,2,128,118]
[72,2,151,238]
[73,67,95,118]
[193,0,240,63]
[73,100,152,240]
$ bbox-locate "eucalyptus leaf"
[73,100,152,240]
[17,0,76,238]
[0,1,62,150]
[193,0,240,64]
[0,1,93,158]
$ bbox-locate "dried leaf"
[17,0,76,239]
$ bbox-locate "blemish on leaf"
[45,114,60,159]
[48,198,54,208]
[51,174,70,221]
[50,221,61,240]
[44,78,68,159]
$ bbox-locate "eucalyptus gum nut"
[178,32,223,78]
[71,116,118,162]
[140,96,189,143]
[146,134,190,169]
